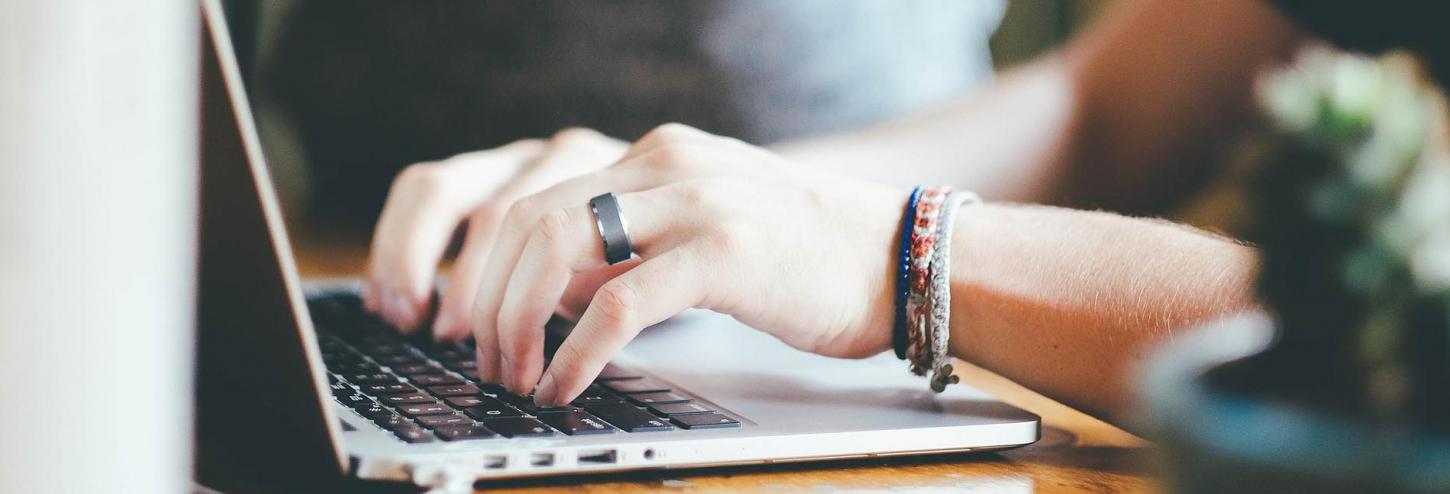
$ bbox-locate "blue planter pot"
[1141,314,1450,493]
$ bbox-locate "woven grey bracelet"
[926,191,981,392]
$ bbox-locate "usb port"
[530,452,555,467]
[483,455,507,470]
[577,449,617,465]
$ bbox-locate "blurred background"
[219,0,1111,248]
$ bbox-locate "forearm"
[776,0,1302,212]
[946,203,1258,423]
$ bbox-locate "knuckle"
[502,195,541,232]
[640,122,695,146]
[392,163,446,193]
[533,207,574,248]
[549,127,599,148]
[593,280,640,328]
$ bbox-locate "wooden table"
[293,230,1157,493]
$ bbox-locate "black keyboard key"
[596,364,642,381]
[537,411,615,436]
[435,424,497,441]
[432,348,473,361]
[584,403,674,432]
[358,342,409,356]
[649,402,715,416]
[671,413,741,430]
[381,393,437,406]
[331,361,381,373]
[336,393,372,409]
[376,353,426,366]
[346,372,397,385]
[392,364,444,377]
[373,414,413,431]
[443,360,477,373]
[361,383,418,395]
[481,417,555,438]
[512,399,579,415]
[570,385,624,406]
[329,382,352,397]
[411,374,464,386]
[427,384,482,397]
[444,395,490,408]
[461,399,523,420]
[629,392,691,405]
[416,414,473,428]
[603,379,670,394]
[395,427,436,443]
[355,402,395,419]
[397,403,454,417]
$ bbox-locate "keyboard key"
[357,342,409,356]
[444,395,490,408]
[481,417,555,438]
[427,384,482,397]
[443,360,477,373]
[411,374,464,386]
[361,383,418,395]
[416,414,473,428]
[512,399,579,415]
[355,402,395,419]
[628,392,691,405]
[397,403,455,417]
[648,402,714,416]
[331,361,382,373]
[461,399,523,420]
[584,403,674,432]
[570,385,624,406]
[671,413,740,430]
[392,364,444,377]
[603,379,670,394]
[435,424,496,441]
[395,427,436,443]
[382,393,437,406]
[346,372,398,385]
[596,364,642,381]
[329,382,352,397]
[537,411,615,436]
[376,353,426,366]
[373,414,413,431]
[336,393,372,408]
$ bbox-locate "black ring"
[589,193,635,265]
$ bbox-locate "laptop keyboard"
[308,294,741,444]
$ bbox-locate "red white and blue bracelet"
[896,186,981,391]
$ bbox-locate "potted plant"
[1142,48,1450,493]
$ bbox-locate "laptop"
[193,1,1039,491]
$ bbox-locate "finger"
[619,123,717,161]
[366,141,542,331]
[493,193,679,394]
[532,248,706,407]
[470,166,673,384]
[431,209,503,341]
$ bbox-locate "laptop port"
[483,455,507,470]
[577,449,617,465]
[529,452,555,467]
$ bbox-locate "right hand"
[364,128,628,338]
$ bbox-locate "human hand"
[469,124,906,405]
[364,128,628,337]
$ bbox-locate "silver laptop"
[193,2,1038,491]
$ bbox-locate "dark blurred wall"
[245,1,1005,229]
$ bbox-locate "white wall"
[0,1,196,492]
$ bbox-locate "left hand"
[469,124,908,405]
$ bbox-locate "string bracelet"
[925,191,980,392]
[906,186,952,376]
[893,187,924,360]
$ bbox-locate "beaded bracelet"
[893,187,924,360]
[925,191,980,392]
[905,186,952,376]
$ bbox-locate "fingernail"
[390,293,417,330]
[533,373,558,407]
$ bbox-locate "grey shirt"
[257,1,1004,224]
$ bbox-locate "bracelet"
[893,187,924,360]
[906,186,952,376]
[926,191,980,392]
